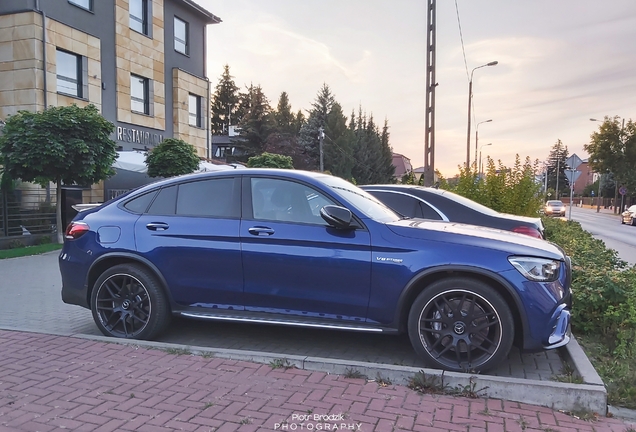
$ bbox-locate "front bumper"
[544,304,571,349]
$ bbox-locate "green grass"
[578,334,636,409]
[0,243,62,260]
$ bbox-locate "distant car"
[544,200,566,217]
[621,205,636,225]
[360,185,545,239]
[59,169,571,373]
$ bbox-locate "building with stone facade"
[0,0,220,200]
[0,0,220,234]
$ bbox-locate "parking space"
[0,251,565,382]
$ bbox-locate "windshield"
[321,176,401,223]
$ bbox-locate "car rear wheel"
[91,264,171,340]
[408,278,514,373]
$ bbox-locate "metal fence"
[106,189,130,201]
[0,187,57,238]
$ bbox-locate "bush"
[543,217,636,357]
[447,155,543,217]
[8,239,25,249]
[145,138,200,178]
[247,152,294,169]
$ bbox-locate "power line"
[454,0,469,82]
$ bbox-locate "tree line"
[540,117,636,201]
[210,65,395,184]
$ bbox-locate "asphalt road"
[567,205,636,266]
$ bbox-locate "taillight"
[512,226,543,239]
[65,221,90,240]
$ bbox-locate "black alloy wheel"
[408,278,514,373]
[91,264,170,340]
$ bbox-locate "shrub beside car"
[542,216,636,408]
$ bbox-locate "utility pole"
[318,127,325,172]
[423,0,436,186]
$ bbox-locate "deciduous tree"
[0,104,117,243]
[145,138,200,178]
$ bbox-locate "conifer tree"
[210,65,239,135]
[273,92,295,135]
[298,84,336,168]
[323,102,354,180]
[546,139,569,198]
[237,84,274,156]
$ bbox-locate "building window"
[68,0,92,11]
[174,17,188,54]
[56,49,82,98]
[130,0,148,35]
[189,94,202,127]
[131,74,150,115]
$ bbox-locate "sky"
[199,0,636,177]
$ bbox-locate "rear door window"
[177,178,238,218]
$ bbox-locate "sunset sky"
[199,0,636,176]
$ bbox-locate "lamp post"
[466,61,498,167]
[475,119,492,167]
[590,119,602,212]
[479,143,492,176]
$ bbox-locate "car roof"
[127,168,334,195]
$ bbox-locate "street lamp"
[590,118,603,212]
[466,61,498,167]
[479,143,492,176]
[475,119,492,167]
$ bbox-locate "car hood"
[386,219,564,260]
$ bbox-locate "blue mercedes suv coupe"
[60,169,571,372]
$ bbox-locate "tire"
[407,277,514,373]
[632,217,636,226]
[91,263,171,340]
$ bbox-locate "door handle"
[146,222,169,231]
[248,226,275,236]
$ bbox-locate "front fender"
[392,265,530,345]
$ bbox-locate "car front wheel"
[91,264,171,340]
[408,278,514,373]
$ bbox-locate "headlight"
[508,257,560,282]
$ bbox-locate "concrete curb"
[67,332,607,414]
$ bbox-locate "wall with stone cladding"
[0,11,102,120]
[172,68,208,157]
[114,0,166,131]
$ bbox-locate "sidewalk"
[0,330,633,432]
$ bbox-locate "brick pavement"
[0,330,633,432]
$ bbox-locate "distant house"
[392,153,413,181]
[212,125,247,162]
[573,160,594,195]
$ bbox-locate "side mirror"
[320,205,353,229]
